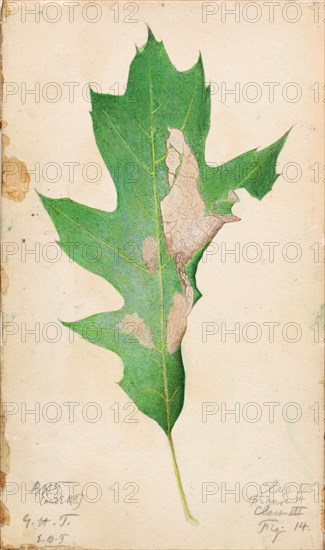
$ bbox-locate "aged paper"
[1,1,324,548]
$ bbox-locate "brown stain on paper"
[0,465,10,528]
[1,347,11,532]
[1,0,14,20]
[3,546,82,550]
[0,7,45,541]
[0,2,10,538]
[2,123,30,202]
[1,266,9,295]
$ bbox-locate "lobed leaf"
[41,29,289,438]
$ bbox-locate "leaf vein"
[101,108,154,175]
[49,201,149,273]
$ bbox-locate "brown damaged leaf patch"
[142,236,158,274]
[119,313,154,349]
[161,128,240,349]
[161,127,240,267]
[166,293,188,353]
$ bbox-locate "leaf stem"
[168,433,198,525]
[148,63,197,525]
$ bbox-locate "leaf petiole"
[168,433,198,525]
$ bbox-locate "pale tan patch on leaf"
[142,236,158,274]
[166,293,188,353]
[228,190,239,202]
[2,126,30,202]
[161,128,239,266]
[1,267,9,295]
[119,313,154,349]
[161,128,240,323]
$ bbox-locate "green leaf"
[202,130,291,212]
[40,28,289,522]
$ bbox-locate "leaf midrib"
[148,65,198,435]
[91,67,199,434]
[236,149,278,192]
[148,63,171,434]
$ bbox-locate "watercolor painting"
[40,28,289,523]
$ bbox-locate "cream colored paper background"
[1,1,324,548]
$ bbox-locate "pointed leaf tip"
[146,24,156,42]
[89,85,100,102]
[36,190,47,205]
[136,25,159,54]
